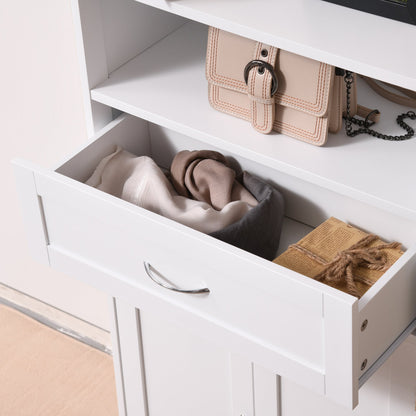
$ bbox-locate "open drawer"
[13,114,416,408]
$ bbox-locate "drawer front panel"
[36,170,326,372]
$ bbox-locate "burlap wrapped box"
[273,217,404,297]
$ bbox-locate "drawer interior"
[54,111,415,300]
[57,114,416,256]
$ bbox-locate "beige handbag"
[206,27,415,146]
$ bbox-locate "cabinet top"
[137,0,416,90]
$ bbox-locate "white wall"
[0,1,110,329]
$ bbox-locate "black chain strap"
[343,70,416,141]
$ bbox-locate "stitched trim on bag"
[274,118,326,144]
[252,42,277,132]
[274,117,323,136]
[210,84,324,140]
[248,42,274,132]
[209,85,326,144]
[209,85,250,119]
[207,28,333,118]
[335,76,342,132]
[252,101,271,132]
[210,85,250,118]
[275,63,331,116]
[210,30,247,89]
[247,94,275,105]
[207,28,248,92]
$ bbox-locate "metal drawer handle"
[143,262,210,294]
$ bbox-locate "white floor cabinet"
[13,0,416,414]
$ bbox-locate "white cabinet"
[13,0,416,413]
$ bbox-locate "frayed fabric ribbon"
[290,234,401,296]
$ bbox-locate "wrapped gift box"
[273,217,404,297]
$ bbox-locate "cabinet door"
[111,297,272,416]
[140,309,234,416]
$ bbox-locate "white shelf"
[91,22,416,221]
[135,0,416,91]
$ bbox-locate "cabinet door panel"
[140,309,234,416]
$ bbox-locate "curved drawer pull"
[143,262,210,294]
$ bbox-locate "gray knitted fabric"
[211,171,285,260]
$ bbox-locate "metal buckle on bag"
[244,60,278,96]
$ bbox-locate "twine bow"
[291,234,401,297]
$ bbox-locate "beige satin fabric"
[86,147,254,234]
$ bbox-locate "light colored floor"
[0,304,119,416]
[0,284,111,351]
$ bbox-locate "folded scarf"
[170,150,258,210]
[85,147,254,234]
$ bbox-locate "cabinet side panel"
[12,160,50,265]
[72,0,186,134]
[101,0,186,74]
[72,0,112,134]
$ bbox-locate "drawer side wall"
[358,246,416,379]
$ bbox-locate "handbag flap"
[206,27,334,118]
